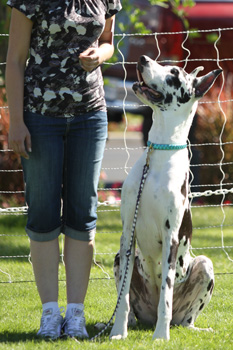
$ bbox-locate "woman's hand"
[79,16,116,72]
[8,121,32,159]
[79,47,101,72]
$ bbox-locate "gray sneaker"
[63,308,89,338]
[37,307,64,340]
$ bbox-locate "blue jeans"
[21,110,108,242]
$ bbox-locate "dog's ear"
[193,69,222,98]
[190,66,204,77]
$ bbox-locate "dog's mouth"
[133,69,164,103]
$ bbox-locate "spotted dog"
[110,56,221,341]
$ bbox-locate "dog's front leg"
[153,234,179,341]
[110,231,135,340]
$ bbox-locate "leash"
[90,146,153,341]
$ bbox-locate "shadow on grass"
[0,322,153,344]
[0,331,89,343]
[0,331,39,343]
[87,321,153,342]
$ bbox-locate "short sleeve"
[7,0,39,21]
[105,0,122,19]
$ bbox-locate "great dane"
[110,56,221,341]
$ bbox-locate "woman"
[6,0,121,340]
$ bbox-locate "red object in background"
[104,0,233,144]
[105,0,185,81]
[179,0,233,74]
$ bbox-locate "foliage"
[0,88,24,207]
[0,1,10,82]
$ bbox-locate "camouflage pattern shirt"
[7,0,122,117]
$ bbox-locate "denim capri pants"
[21,110,108,242]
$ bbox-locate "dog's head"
[133,55,222,112]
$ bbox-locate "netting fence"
[1,26,233,283]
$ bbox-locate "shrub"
[0,88,24,207]
[193,73,233,203]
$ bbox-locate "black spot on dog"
[165,219,170,229]
[207,279,214,294]
[114,252,120,267]
[179,209,192,244]
[177,87,190,104]
[166,301,170,308]
[168,239,178,270]
[166,76,181,90]
[176,272,179,278]
[199,303,204,311]
[139,263,144,273]
[187,317,192,324]
[166,277,171,289]
[178,255,184,268]
[164,93,173,104]
[181,173,188,198]
[170,68,179,76]
[152,83,158,90]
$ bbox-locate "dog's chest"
[131,151,191,282]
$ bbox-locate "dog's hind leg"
[172,255,214,331]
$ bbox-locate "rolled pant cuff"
[63,225,96,242]
[26,226,61,242]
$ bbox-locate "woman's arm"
[79,16,115,72]
[6,8,33,158]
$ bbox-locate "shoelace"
[41,307,64,335]
[64,312,85,334]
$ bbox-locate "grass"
[0,206,233,349]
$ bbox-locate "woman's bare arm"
[6,8,33,158]
[79,16,115,72]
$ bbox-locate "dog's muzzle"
[132,68,164,103]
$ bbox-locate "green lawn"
[0,206,233,349]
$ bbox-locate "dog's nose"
[139,55,149,66]
[138,56,149,73]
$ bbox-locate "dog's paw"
[152,332,170,341]
[152,324,170,341]
[187,325,214,333]
[110,334,126,340]
[109,326,128,340]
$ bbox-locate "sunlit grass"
[0,206,232,349]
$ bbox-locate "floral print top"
[7,0,122,117]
